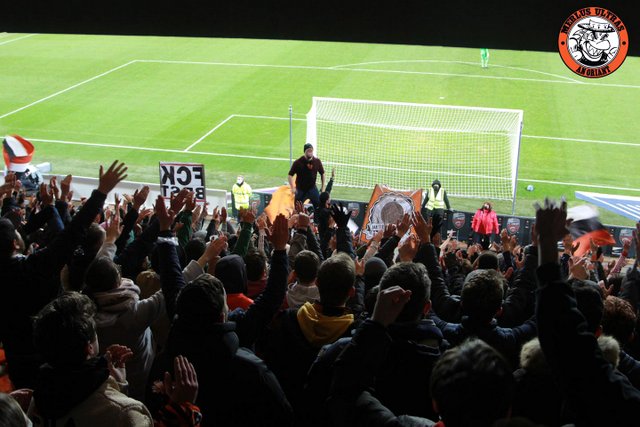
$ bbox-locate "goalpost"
[305,97,524,213]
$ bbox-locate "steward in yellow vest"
[421,179,451,238]
[232,175,252,216]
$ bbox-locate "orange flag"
[263,185,295,223]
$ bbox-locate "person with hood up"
[421,179,451,238]
[215,253,254,311]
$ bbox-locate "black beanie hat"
[303,143,313,152]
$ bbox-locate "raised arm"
[331,203,356,259]
[413,213,462,322]
[233,214,290,348]
[535,199,640,426]
[26,161,127,278]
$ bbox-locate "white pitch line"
[184,115,236,152]
[520,178,640,193]
[330,59,581,83]
[0,60,137,120]
[138,58,640,89]
[230,114,640,147]
[0,33,38,47]
[521,134,639,147]
[234,114,307,122]
[29,136,640,193]
[29,137,290,162]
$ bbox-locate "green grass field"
[0,33,638,225]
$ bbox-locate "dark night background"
[3,1,638,55]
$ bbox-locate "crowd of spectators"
[1,160,639,427]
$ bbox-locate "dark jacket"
[327,320,437,427]
[305,319,444,426]
[258,303,358,417]
[417,242,536,328]
[0,189,106,388]
[536,262,640,426]
[150,240,293,426]
[512,366,565,426]
[433,314,536,369]
[149,320,292,427]
[158,237,289,350]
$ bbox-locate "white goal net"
[306,97,523,201]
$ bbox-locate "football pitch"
[0,33,638,225]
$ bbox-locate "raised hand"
[295,200,305,214]
[467,243,479,257]
[204,235,228,260]
[60,175,73,202]
[256,213,268,231]
[98,161,128,195]
[396,213,411,237]
[49,176,60,200]
[297,212,310,230]
[239,207,256,224]
[411,212,432,243]
[132,185,150,210]
[105,212,123,243]
[164,355,198,405]
[330,202,351,228]
[269,214,289,250]
[569,256,589,280]
[220,207,228,224]
[534,198,570,244]
[39,183,54,206]
[184,191,197,212]
[383,223,396,239]
[372,286,412,327]
[191,204,203,228]
[0,172,21,197]
[398,234,419,262]
[502,266,514,281]
[155,195,176,232]
[169,188,189,213]
[105,344,133,384]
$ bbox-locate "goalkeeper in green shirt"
[480,48,489,68]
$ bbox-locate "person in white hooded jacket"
[83,212,219,401]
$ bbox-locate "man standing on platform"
[421,179,451,237]
[288,143,325,210]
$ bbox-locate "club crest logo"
[558,7,628,78]
[506,218,521,235]
[619,228,633,245]
[452,212,466,230]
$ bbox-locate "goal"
[305,97,523,206]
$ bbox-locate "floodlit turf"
[0,33,638,225]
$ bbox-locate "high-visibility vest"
[425,186,445,210]
[232,183,252,209]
